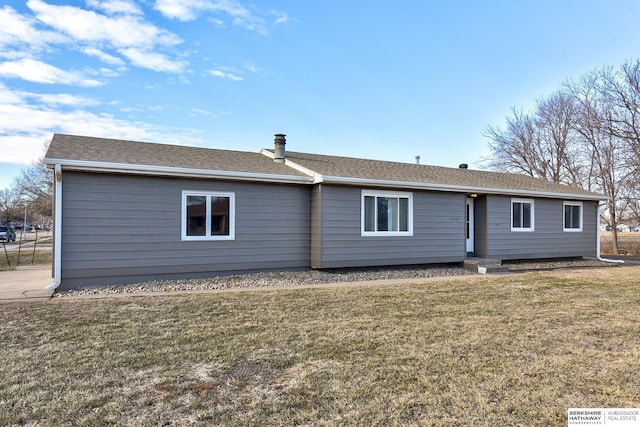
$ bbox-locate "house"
[44,133,607,290]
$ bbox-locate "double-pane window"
[362,191,412,236]
[511,199,534,231]
[563,201,582,231]
[183,192,235,240]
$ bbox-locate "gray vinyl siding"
[60,172,310,289]
[473,195,488,257]
[482,195,597,260]
[57,170,600,288]
[313,185,466,269]
[310,185,323,268]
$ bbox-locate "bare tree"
[484,108,543,177]
[12,140,53,227]
[0,187,22,227]
[14,160,53,222]
[483,91,582,186]
[597,61,640,232]
[535,91,581,185]
[485,60,640,256]
[565,71,627,253]
[603,60,640,160]
[584,132,626,254]
[15,161,51,201]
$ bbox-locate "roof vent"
[273,134,286,163]
[415,155,420,165]
[459,163,468,169]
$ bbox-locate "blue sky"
[1,1,640,190]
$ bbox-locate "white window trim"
[563,201,583,232]
[361,190,413,237]
[182,191,235,241]
[511,198,535,232]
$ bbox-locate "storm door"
[466,198,475,254]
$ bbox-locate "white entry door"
[466,198,474,253]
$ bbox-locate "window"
[511,198,534,231]
[563,201,583,232]
[182,191,235,240]
[362,190,412,236]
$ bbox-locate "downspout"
[597,201,624,264]
[46,164,63,291]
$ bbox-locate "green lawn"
[1,266,639,426]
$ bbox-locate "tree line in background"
[0,155,52,233]
[485,59,640,254]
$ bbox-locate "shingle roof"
[282,151,604,199]
[45,134,605,200]
[45,134,310,180]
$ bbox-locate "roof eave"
[320,175,608,201]
[44,158,314,185]
[42,157,608,200]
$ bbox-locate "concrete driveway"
[0,266,54,302]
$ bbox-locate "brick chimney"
[273,134,286,163]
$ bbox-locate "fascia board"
[319,175,609,201]
[44,158,314,185]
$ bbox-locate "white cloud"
[243,62,260,73]
[0,134,50,165]
[0,58,102,86]
[270,11,290,25]
[0,84,25,105]
[209,69,243,81]
[0,5,68,51]
[0,83,205,165]
[3,1,278,80]
[154,0,268,33]
[85,0,143,16]
[20,0,187,74]
[154,0,201,21]
[83,47,126,67]
[120,48,187,73]
[98,67,124,77]
[208,17,227,28]
[27,0,182,49]
[191,108,214,116]
[119,106,144,113]
[0,6,37,45]
[30,93,100,107]
[0,85,98,135]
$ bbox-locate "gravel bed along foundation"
[55,264,471,297]
[54,259,620,298]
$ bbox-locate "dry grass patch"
[1,266,639,426]
[601,231,640,257]
[0,248,51,271]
